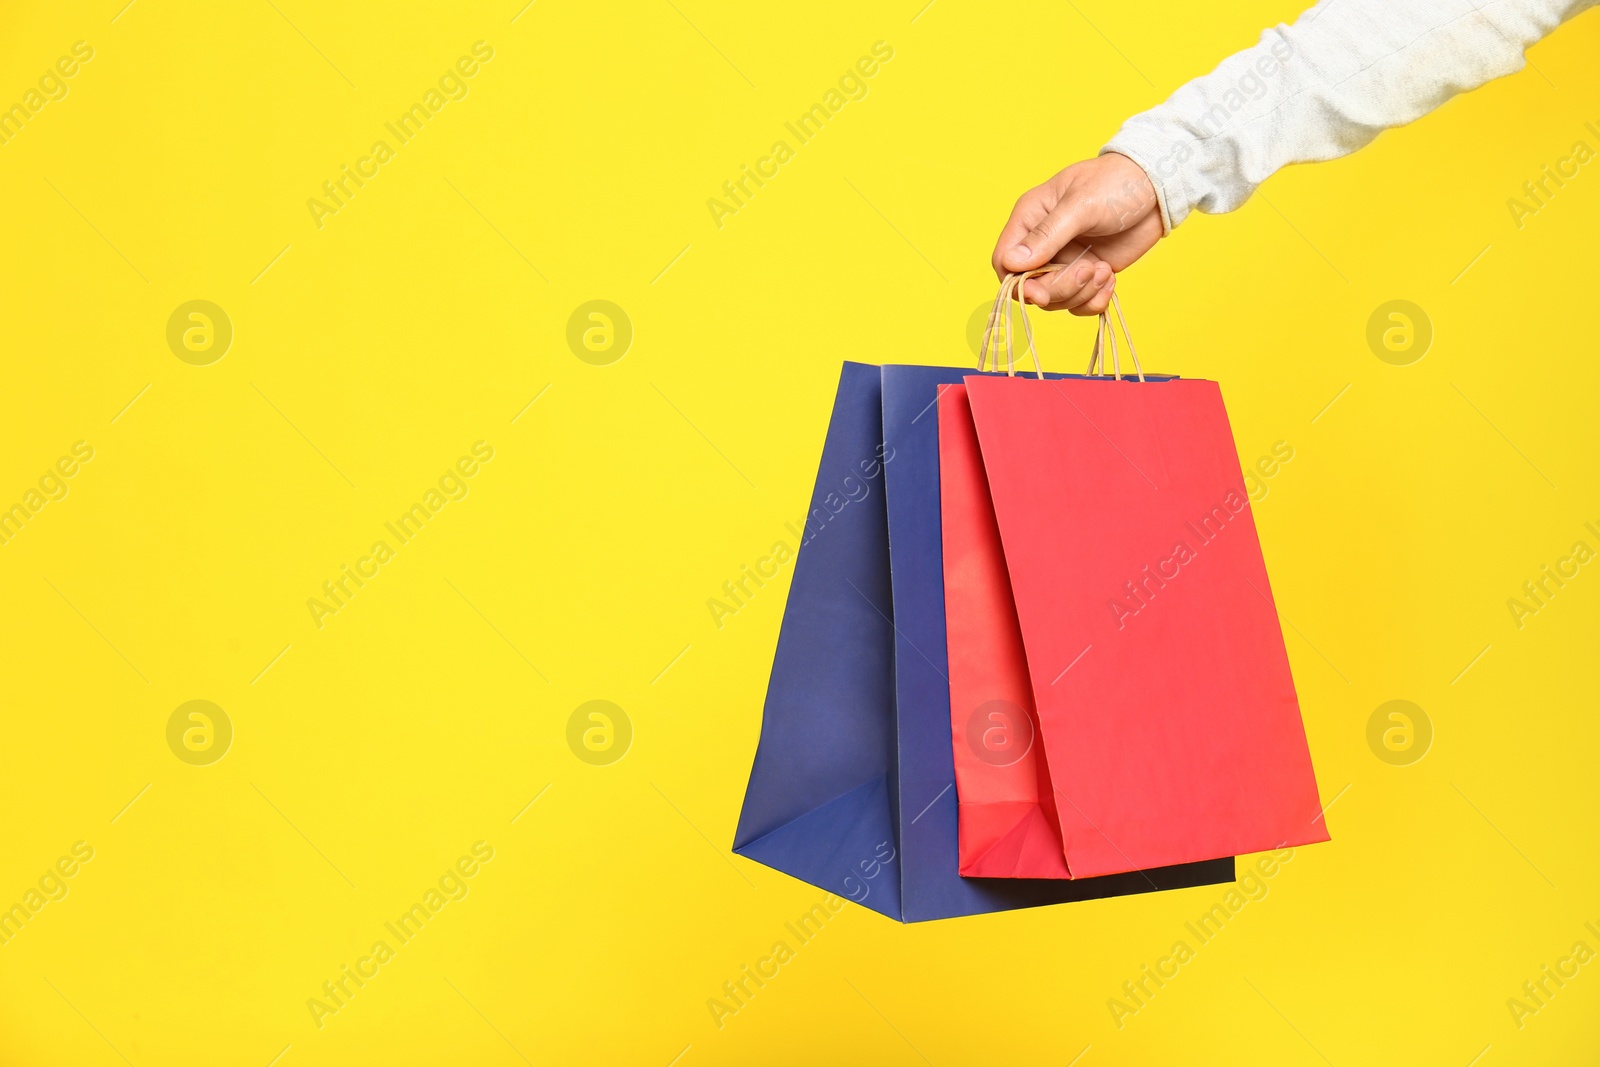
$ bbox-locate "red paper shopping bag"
[961,373,1328,878]
[938,383,1070,878]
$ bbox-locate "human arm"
[996,0,1597,310]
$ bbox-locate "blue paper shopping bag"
[733,361,1235,921]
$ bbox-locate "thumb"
[1001,201,1088,272]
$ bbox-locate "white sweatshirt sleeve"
[1103,0,1597,231]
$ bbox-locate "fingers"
[1002,197,1090,274]
[987,157,1151,320]
[1022,270,1115,316]
[1070,272,1116,317]
[991,187,1052,278]
[1022,260,1112,312]
[993,156,1164,285]
[991,176,1094,276]
[1013,240,1104,306]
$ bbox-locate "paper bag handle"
[977,266,1057,379]
[977,264,1146,383]
[1085,292,1145,383]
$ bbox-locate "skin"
[990,152,1162,315]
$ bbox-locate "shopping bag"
[955,297,1329,879]
[733,353,1235,921]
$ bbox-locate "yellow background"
[2,0,1598,1063]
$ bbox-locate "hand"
[991,153,1162,314]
